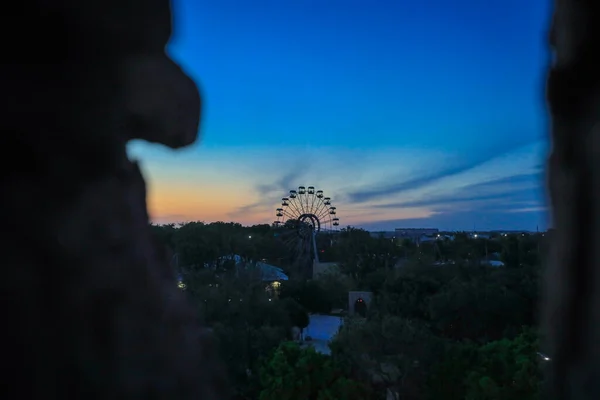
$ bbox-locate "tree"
[330,316,442,399]
[173,221,217,269]
[463,329,541,400]
[280,280,333,314]
[428,276,529,341]
[426,342,479,400]
[150,223,177,250]
[316,271,354,310]
[259,342,369,400]
[185,260,293,399]
[332,227,401,287]
[373,264,449,320]
[159,217,545,400]
[427,329,542,400]
[283,299,310,339]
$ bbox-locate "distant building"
[257,261,289,282]
[394,228,439,244]
[419,235,438,243]
[395,228,440,235]
[369,229,443,243]
[368,231,397,239]
[180,254,288,284]
[491,230,536,237]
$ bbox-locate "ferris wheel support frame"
[273,186,340,271]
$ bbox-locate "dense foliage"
[152,222,548,399]
[258,342,370,400]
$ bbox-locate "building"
[176,254,289,293]
[257,261,289,282]
[395,228,440,236]
[393,228,440,245]
[368,231,397,239]
[369,229,441,242]
[470,232,491,239]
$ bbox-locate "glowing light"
[537,352,551,361]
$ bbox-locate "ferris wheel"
[273,186,340,266]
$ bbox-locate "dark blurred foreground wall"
[542,0,600,399]
[0,1,228,399]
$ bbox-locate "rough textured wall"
[1,1,228,399]
[543,0,600,398]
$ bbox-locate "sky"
[128,0,553,232]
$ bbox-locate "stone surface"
[1,1,226,399]
[542,0,600,399]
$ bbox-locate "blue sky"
[129,0,552,231]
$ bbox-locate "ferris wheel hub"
[272,186,340,267]
[297,213,320,239]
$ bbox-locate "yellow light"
[272,281,281,288]
[177,281,186,290]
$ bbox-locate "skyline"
[128,0,552,231]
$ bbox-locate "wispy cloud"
[227,160,309,219]
[466,169,545,191]
[372,188,536,210]
[346,139,544,204]
[131,137,548,230]
[352,169,548,231]
[371,170,544,209]
[356,207,548,232]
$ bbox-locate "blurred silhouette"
[543,0,600,399]
[1,1,227,399]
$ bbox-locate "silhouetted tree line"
[152,222,546,399]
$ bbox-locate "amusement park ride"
[273,186,340,278]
